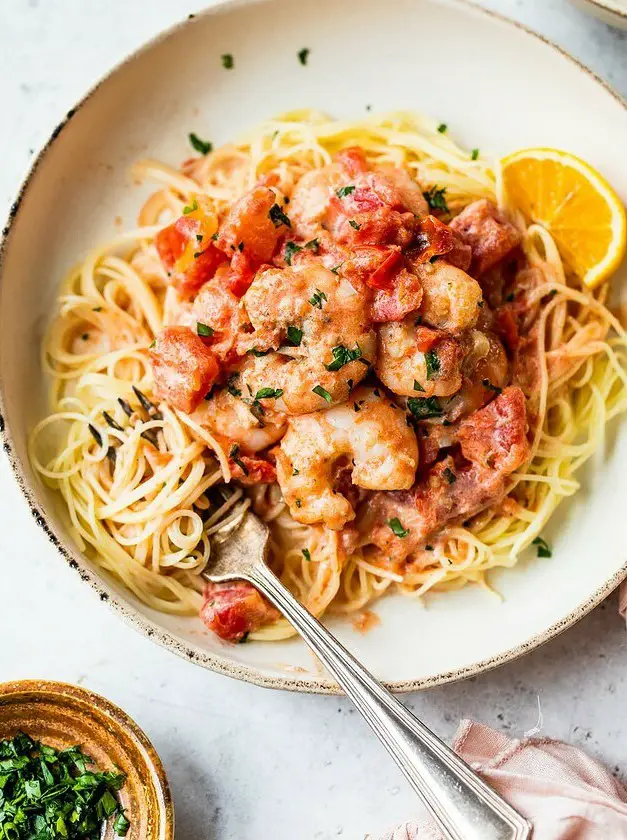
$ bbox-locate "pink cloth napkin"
[370,720,627,840]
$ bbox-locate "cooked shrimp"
[239,263,376,414]
[376,320,468,397]
[414,261,483,332]
[275,387,418,529]
[191,387,287,453]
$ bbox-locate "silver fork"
[203,513,531,840]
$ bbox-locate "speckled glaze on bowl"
[0,681,174,839]
[570,0,627,29]
[2,0,627,694]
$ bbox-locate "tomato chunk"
[200,581,278,641]
[229,451,277,485]
[449,200,521,276]
[412,215,472,271]
[371,268,424,323]
[150,326,219,413]
[155,197,225,297]
[215,186,285,267]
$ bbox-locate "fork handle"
[248,563,530,840]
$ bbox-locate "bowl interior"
[0,681,173,839]
[2,0,627,691]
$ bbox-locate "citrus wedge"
[501,148,626,288]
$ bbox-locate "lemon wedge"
[501,148,626,288]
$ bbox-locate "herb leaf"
[182,198,199,215]
[336,185,356,199]
[227,374,242,398]
[413,380,425,392]
[302,548,311,561]
[471,148,480,161]
[189,132,213,155]
[196,322,214,338]
[532,536,552,558]
[269,203,291,228]
[482,378,502,395]
[388,517,410,538]
[422,186,449,214]
[349,219,361,230]
[286,325,303,346]
[298,48,310,65]
[309,288,328,309]
[425,349,440,380]
[229,444,249,476]
[407,396,443,420]
[325,344,366,371]
[443,467,456,484]
[312,385,333,403]
[284,241,302,265]
[437,123,447,134]
[255,388,283,400]
[221,53,234,69]
[304,238,320,252]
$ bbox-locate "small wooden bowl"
[0,680,174,840]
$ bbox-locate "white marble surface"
[1,1,627,837]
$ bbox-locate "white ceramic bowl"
[2,0,627,693]
[570,0,627,28]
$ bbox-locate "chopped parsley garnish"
[196,322,214,337]
[0,732,129,839]
[347,379,354,391]
[284,241,302,265]
[425,349,441,380]
[312,385,333,403]
[293,468,299,475]
[295,499,302,508]
[336,185,356,198]
[424,544,434,551]
[286,325,303,346]
[413,380,425,392]
[349,220,361,230]
[229,444,249,476]
[437,123,447,134]
[182,198,198,215]
[482,378,502,395]
[238,241,244,252]
[422,186,449,214]
[443,467,457,484]
[532,536,552,558]
[388,517,410,538]
[505,292,515,302]
[302,548,311,561]
[298,48,310,65]
[255,388,283,400]
[407,396,443,420]
[221,53,234,69]
[353,402,361,412]
[325,344,366,371]
[330,263,343,275]
[304,238,320,252]
[227,374,242,398]
[188,132,213,155]
[196,233,204,242]
[471,148,480,161]
[247,347,270,357]
[269,203,291,228]
[309,288,327,309]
